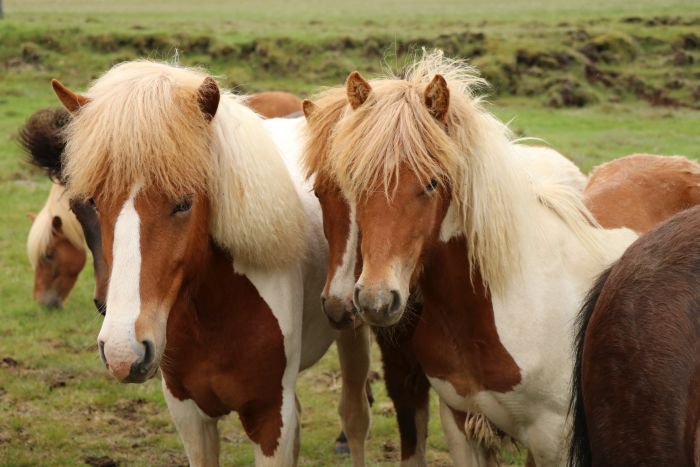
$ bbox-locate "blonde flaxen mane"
[62,60,306,268]
[27,182,85,268]
[327,50,603,294]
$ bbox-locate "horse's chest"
[162,271,287,418]
[413,239,521,399]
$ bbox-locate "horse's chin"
[358,306,405,328]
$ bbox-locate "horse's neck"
[166,240,282,348]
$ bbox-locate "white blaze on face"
[327,199,358,303]
[98,185,143,377]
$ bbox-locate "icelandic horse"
[25,181,86,308]
[21,93,303,309]
[20,107,87,309]
[569,204,700,466]
[318,50,639,465]
[300,81,592,464]
[36,60,373,466]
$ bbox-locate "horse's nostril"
[389,289,401,313]
[353,285,362,309]
[141,340,154,368]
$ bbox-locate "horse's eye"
[313,190,320,199]
[88,198,97,211]
[44,251,55,260]
[425,178,439,193]
[172,195,193,215]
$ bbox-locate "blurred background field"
[1,0,699,465]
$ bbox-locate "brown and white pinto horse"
[40,60,372,466]
[301,86,591,465]
[320,50,639,465]
[21,93,304,309]
[569,205,700,466]
[302,88,517,466]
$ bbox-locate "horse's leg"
[438,400,499,467]
[162,379,221,467]
[336,323,372,467]
[374,327,430,466]
[335,379,374,454]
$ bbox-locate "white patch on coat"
[328,199,358,302]
[98,184,143,360]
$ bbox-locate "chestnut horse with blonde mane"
[301,83,593,465]
[22,92,303,309]
[315,50,640,466]
[26,182,85,308]
[34,60,374,466]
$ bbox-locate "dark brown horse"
[569,205,700,466]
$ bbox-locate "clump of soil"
[545,78,599,108]
[579,32,639,63]
[677,33,700,50]
[84,455,119,467]
[515,48,578,69]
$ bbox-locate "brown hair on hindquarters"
[570,205,700,466]
[244,91,302,118]
[584,153,700,232]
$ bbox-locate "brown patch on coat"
[415,237,521,394]
[162,242,286,455]
[584,154,700,232]
[245,91,302,118]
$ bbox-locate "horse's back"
[246,91,303,119]
[584,153,700,232]
[581,205,700,466]
[512,144,587,192]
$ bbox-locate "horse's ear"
[302,99,318,120]
[51,215,63,232]
[197,77,220,121]
[424,74,450,123]
[27,212,37,222]
[52,80,90,113]
[346,71,372,109]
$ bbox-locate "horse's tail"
[568,266,612,467]
[17,107,70,181]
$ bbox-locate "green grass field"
[1,0,699,465]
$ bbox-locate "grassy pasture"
[1,0,700,465]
